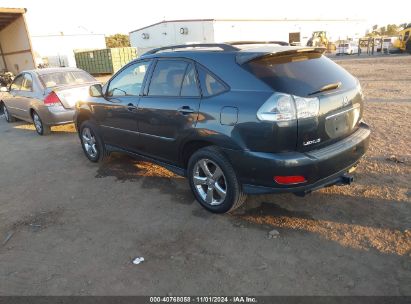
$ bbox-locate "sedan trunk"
[51,84,95,109]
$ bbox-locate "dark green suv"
[75,43,370,213]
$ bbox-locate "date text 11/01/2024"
[149,296,257,303]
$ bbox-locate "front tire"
[79,121,109,162]
[187,146,247,213]
[32,111,50,135]
[2,103,16,123]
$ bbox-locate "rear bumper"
[222,122,370,195]
[38,106,75,126]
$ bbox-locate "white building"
[31,33,106,68]
[130,19,368,54]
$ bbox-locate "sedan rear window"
[39,71,95,88]
[243,52,357,97]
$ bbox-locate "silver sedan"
[0,68,98,135]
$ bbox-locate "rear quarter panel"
[194,90,298,153]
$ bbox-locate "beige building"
[0,7,35,75]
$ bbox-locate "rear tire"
[187,146,247,213]
[2,103,16,123]
[79,121,109,162]
[32,111,50,135]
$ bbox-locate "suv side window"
[10,75,24,91]
[197,66,227,97]
[21,74,33,91]
[107,61,151,97]
[181,63,200,97]
[148,60,188,96]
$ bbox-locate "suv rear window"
[243,52,357,97]
[197,66,227,97]
[40,71,95,88]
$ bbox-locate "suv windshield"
[39,71,95,88]
[243,52,357,97]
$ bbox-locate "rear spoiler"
[236,47,326,65]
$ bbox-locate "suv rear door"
[137,58,201,162]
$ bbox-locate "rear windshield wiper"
[308,82,341,96]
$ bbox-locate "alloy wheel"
[3,105,9,121]
[33,113,43,133]
[193,159,227,205]
[82,127,98,158]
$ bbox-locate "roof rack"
[142,43,239,55]
[142,41,291,56]
[227,41,290,46]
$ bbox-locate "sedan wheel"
[4,105,9,120]
[82,127,98,159]
[32,111,51,135]
[193,159,227,206]
[33,113,42,133]
[2,104,15,123]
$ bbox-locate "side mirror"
[89,84,103,97]
[0,86,9,92]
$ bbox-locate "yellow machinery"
[306,31,336,51]
[393,24,411,53]
[307,31,328,47]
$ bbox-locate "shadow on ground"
[95,153,194,205]
[93,153,411,258]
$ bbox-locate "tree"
[105,34,130,48]
[367,24,401,37]
[385,24,400,35]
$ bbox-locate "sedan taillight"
[44,91,62,106]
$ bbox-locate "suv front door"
[138,59,201,163]
[94,60,152,151]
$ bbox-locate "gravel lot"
[0,55,410,295]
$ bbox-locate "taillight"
[274,175,307,185]
[44,91,61,106]
[257,93,319,122]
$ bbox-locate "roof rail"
[142,43,239,56]
[227,41,290,46]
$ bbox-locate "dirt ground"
[0,55,410,295]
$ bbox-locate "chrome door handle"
[127,103,137,111]
[177,106,195,114]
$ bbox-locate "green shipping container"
[74,47,138,75]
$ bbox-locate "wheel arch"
[180,140,214,169]
[75,109,93,132]
[180,136,240,169]
[29,108,35,118]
